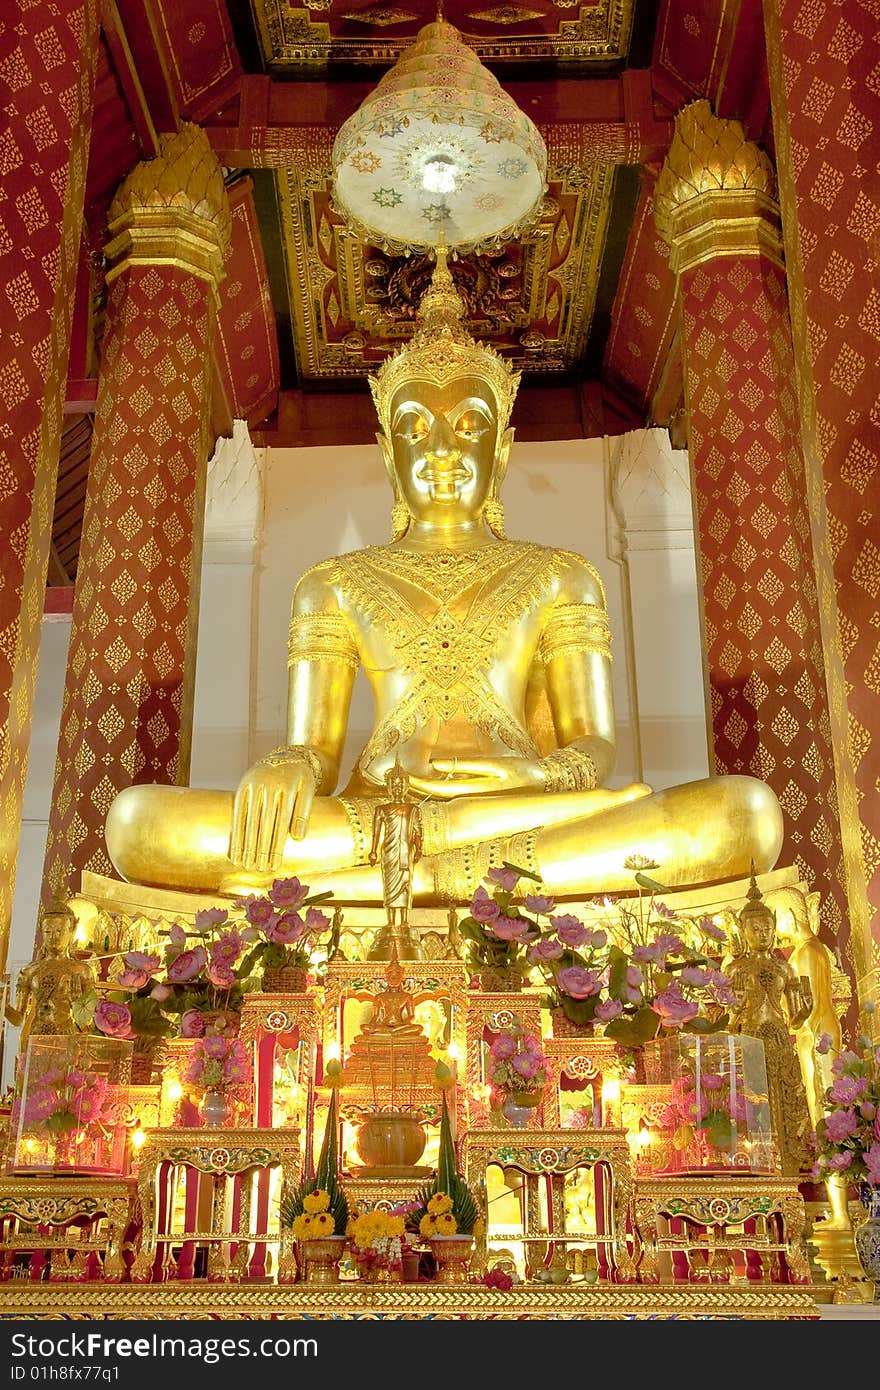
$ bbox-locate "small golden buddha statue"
[362,949,425,1038]
[728,873,812,1176]
[342,946,437,1097]
[368,757,423,960]
[6,902,96,1051]
[106,243,783,903]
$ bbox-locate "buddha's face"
[42,912,73,954]
[385,373,509,529]
[744,912,775,952]
[387,770,409,800]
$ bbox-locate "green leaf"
[71,988,99,1030]
[608,945,629,1001]
[701,1111,733,1150]
[635,873,667,893]
[684,1012,730,1035]
[604,1006,660,1047]
[236,945,265,979]
[561,995,599,1026]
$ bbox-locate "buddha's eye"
[395,412,430,445]
[454,412,489,441]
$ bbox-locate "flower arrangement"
[659,1070,751,1157]
[591,859,736,1048]
[235,877,334,983]
[487,1021,547,1101]
[186,1033,252,1096]
[22,1061,111,1139]
[814,1027,880,1185]
[458,865,541,983]
[415,1079,478,1239]
[348,1209,406,1273]
[282,1060,349,1250]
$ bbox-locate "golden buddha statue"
[729,874,812,1176]
[106,244,783,903]
[369,756,424,960]
[7,901,96,1051]
[342,947,437,1096]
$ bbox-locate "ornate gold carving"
[288,611,359,671]
[539,601,611,664]
[540,745,597,793]
[106,124,232,296]
[654,101,782,274]
[370,242,520,440]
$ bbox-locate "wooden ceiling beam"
[206,70,672,169]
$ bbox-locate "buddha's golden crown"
[369,239,520,439]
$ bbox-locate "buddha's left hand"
[406,757,547,798]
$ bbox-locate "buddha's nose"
[424,413,461,464]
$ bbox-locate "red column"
[0,0,100,961]
[764,0,880,1018]
[655,101,848,944]
[42,124,231,900]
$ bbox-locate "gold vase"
[429,1235,474,1284]
[261,966,309,993]
[358,1260,400,1283]
[298,1235,346,1284]
[355,1111,427,1170]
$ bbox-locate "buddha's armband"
[287,611,359,671]
[539,746,597,794]
[538,602,612,665]
[256,745,323,783]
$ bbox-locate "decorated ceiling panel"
[250,0,635,70]
[278,157,616,378]
[216,177,281,425]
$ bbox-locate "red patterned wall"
[0,0,99,957]
[764,0,880,978]
[216,177,279,428]
[43,261,215,900]
[680,250,848,944]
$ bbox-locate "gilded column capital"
[105,123,232,296]
[655,100,782,274]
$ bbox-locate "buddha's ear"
[378,430,395,484]
[496,426,514,485]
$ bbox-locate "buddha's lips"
[419,456,470,498]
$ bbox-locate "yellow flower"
[311,1211,335,1233]
[428,1192,453,1216]
[419,1214,437,1238]
[435,1212,458,1235]
[304,1189,330,1214]
[292,1213,313,1241]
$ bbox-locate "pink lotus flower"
[831,1050,860,1075]
[168,923,187,947]
[680,966,710,987]
[552,916,588,948]
[860,1101,876,1121]
[654,933,685,957]
[244,896,276,927]
[487,866,519,892]
[653,902,678,920]
[816,1032,834,1055]
[824,1107,858,1143]
[652,988,699,1027]
[557,965,601,1000]
[491,915,533,942]
[194,907,229,932]
[211,932,244,965]
[305,906,330,932]
[524,893,555,914]
[118,968,151,989]
[470,886,501,922]
[864,1143,880,1184]
[180,1009,206,1038]
[150,982,171,1001]
[207,960,236,989]
[830,1074,868,1105]
[167,946,206,983]
[202,1034,229,1060]
[528,938,564,963]
[699,915,726,942]
[511,1052,540,1081]
[124,951,160,977]
[594,998,623,1021]
[269,877,309,911]
[94,999,133,1039]
[268,913,305,945]
[828,1151,853,1171]
[490,1034,516,1060]
[632,943,663,964]
[701,1072,724,1092]
[585,929,608,948]
[626,965,643,987]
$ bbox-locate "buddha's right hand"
[229,745,321,873]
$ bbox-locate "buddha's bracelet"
[256,744,324,784]
[540,746,596,794]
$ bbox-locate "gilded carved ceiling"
[278,160,617,379]
[250,0,635,70]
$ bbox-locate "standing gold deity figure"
[6,902,96,1052]
[368,758,424,961]
[106,243,783,905]
[770,888,852,1228]
[729,874,812,1177]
